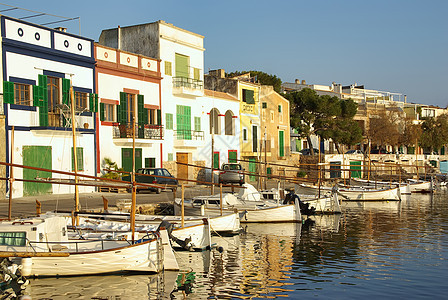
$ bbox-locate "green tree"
[227,70,282,93]
[368,109,401,149]
[419,115,448,153]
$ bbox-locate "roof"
[204,89,238,101]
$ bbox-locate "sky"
[4,0,448,107]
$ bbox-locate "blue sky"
[6,0,448,107]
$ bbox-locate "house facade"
[95,44,162,176]
[1,16,97,197]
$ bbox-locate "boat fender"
[20,258,32,277]
[217,246,224,253]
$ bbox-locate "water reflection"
[19,192,448,298]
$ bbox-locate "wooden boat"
[350,178,411,195]
[0,216,164,277]
[174,184,302,223]
[296,183,401,201]
[299,193,342,214]
[407,179,433,193]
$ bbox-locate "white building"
[2,16,97,197]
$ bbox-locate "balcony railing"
[174,129,204,140]
[112,123,164,140]
[173,77,203,90]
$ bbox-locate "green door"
[249,158,257,181]
[350,161,362,178]
[213,152,220,170]
[228,150,237,163]
[279,131,285,157]
[122,148,142,181]
[23,146,52,196]
[175,53,189,78]
[252,126,257,153]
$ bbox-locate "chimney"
[54,27,67,32]
[295,79,300,84]
[301,80,306,85]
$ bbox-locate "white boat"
[174,184,302,223]
[300,193,342,214]
[296,183,401,201]
[350,178,411,195]
[407,179,433,193]
[0,216,164,277]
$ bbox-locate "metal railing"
[173,77,203,90]
[113,123,164,140]
[174,129,204,140]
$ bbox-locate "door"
[228,150,237,163]
[249,158,257,181]
[350,161,362,178]
[23,146,52,196]
[213,152,220,170]
[252,125,257,153]
[330,161,341,178]
[122,148,142,181]
[279,131,284,157]
[176,152,189,181]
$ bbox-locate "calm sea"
[24,190,448,299]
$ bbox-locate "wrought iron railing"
[174,129,204,141]
[173,77,203,90]
[112,123,164,140]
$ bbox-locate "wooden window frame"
[14,83,31,106]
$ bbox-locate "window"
[104,103,114,121]
[71,147,84,171]
[243,128,248,141]
[175,53,189,78]
[47,76,60,112]
[209,108,220,135]
[126,93,135,123]
[0,232,26,246]
[193,68,200,80]
[165,61,172,76]
[14,83,31,105]
[242,89,255,104]
[194,116,201,132]
[278,105,282,113]
[149,109,156,125]
[225,110,234,135]
[262,102,267,109]
[75,92,88,110]
[168,153,174,161]
[166,113,173,130]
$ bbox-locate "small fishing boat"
[407,179,434,193]
[350,178,411,195]
[174,184,302,223]
[0,216,164,277]
[296,183,401,201]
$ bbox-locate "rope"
[209,223,239,249]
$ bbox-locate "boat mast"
[70,78,80,221]
[8,126,14,220]
[131,113,136,242]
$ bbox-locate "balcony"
[173,129,204,148]
[112,123,164,140]
[172,77,204,97]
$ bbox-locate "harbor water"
[23,191,448,299]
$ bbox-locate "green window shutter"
[213,152,219,170]
[71,147,84,171]
[278,105,282,113]
[175,53,189,78]
[88,93,94,112]
[100,103,105,121]
[137,95,145,125]
[93,94,99,113]
[38,74,47,87]
[165,61,172,76]
[3,81,14,104]
[119,92,127,123]
[279,131,285,157]
[166,113,173,130]
[157,109,161,125]
[193,68,200,80]
[244,89,255,104]
[38,75,48,103]
[32,85,40,106]
[194,116,201,131]
[62,78,70,106]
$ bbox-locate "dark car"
[134,168,178,193]
[219,163,245,185]
[300,148,322,155]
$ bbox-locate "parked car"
[300,148,322,155]
[219,163,245,185]
[345,149,364,155]
[133,168,178,193]
[370,149,390,154]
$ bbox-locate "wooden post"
[70,83,79,222]
[102,196,108,210]
[220,183,223,216]
[36,200,41,216]
[131,116,136,242]
[8,126,14,220]
[181,183,185,228]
